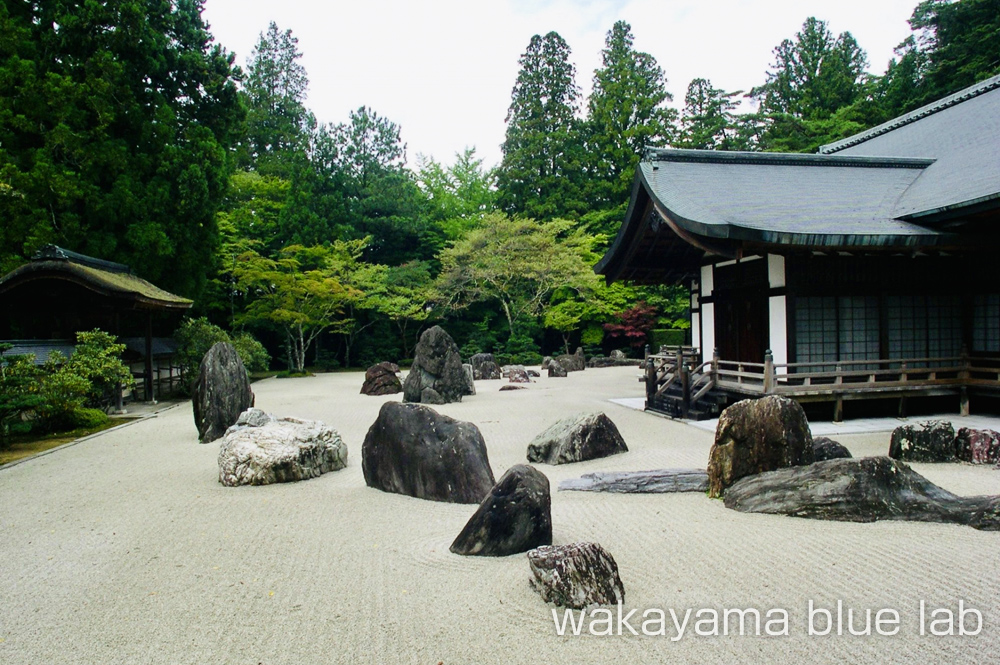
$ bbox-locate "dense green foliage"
[0,330,130,444]
[0,0,243,294]
[3,1,996,379]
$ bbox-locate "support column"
[144,313,154,402]
[767,255,787,375]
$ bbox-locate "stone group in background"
[505,365,531,383]
[527,412,628,465]
[888,421,956,462]
[361,402,495,504]
[193,342,255,443]
[707,395,813,498]
[554,347,586,372]
[547,360,567,378]
[954,427,1000,464]
[360,362,402,396]
[527,542,626,609]
[470,353,501,380]
[724,456,1000,531]
[587,349,643,368]
[218,409,347,486]
[812,436,852,462]
[462,364,476,396]
[450,464,552,557]
[403,326,467,404]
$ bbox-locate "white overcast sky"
[201,0,920,169]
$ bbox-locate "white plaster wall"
[700,264,713,296]
[768,254,786,288]
[701,303,715,363]
[769,296,788,375]
[691,312,701,352]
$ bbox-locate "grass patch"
[0,418,133,467]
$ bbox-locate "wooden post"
[144,313,153,402]
[833,396,844,423]
[763,349,774,393]
[898,396,908,418]
[681,364,691,418]
[645,357,656,409]
[644,344,650,362]
[712,348,719,388]
[960,386,970,417]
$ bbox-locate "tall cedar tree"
[677,78,743,150]
[497,32,585,220]
[240,22,313,177]
[0,0,243,295]
[586,21,676,213]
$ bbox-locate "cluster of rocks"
[889,421,1000,465]
[587,349,643,368]
[542,348,586,374]
[470,353,501,380]
[217,409,348,487]
[193,342,255,443]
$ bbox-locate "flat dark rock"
[450,464,552,556]
[813,436,852,462]
[361,402,495,503]
[724,456,1000,531]
[559,468,709,493]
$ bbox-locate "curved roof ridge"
[819,73,1000,154]
[644,147,932,169]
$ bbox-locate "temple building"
[596,74,1000,420]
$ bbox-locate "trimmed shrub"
[67,407,110,430]
[231,333,270,372]
[650,328,688,349]
[66,329,134,409]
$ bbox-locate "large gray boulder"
[707,396,813,498]
[528,542,626,608]
[526,412,628,465]
[361,402,495,503]
[954,427,1000,465]
[470,353,501,381]
[547,360,567,378]
[450,464,552,556]
[724,456,1000,531]
[218,409,347,486]
[888,421,956,462]
[193,342,255,443]
[360,362,402,396]
[403,326,467,404]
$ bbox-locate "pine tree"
[496,32,585,220]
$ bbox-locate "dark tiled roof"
[636,149,950,246]
[820,74,1000,219]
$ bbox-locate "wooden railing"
[646,347,1000,419]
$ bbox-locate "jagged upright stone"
[707,396,813,498]
[527,542,625,608]
[193,342,254,443]
[360,362,402,396]
[450,464,552,556]
[462,363,476,396]
[403,326,467,404]
[470,353,501,380]
[527,412,628,464]
[889,421,956,462]
[361,402,495,503]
